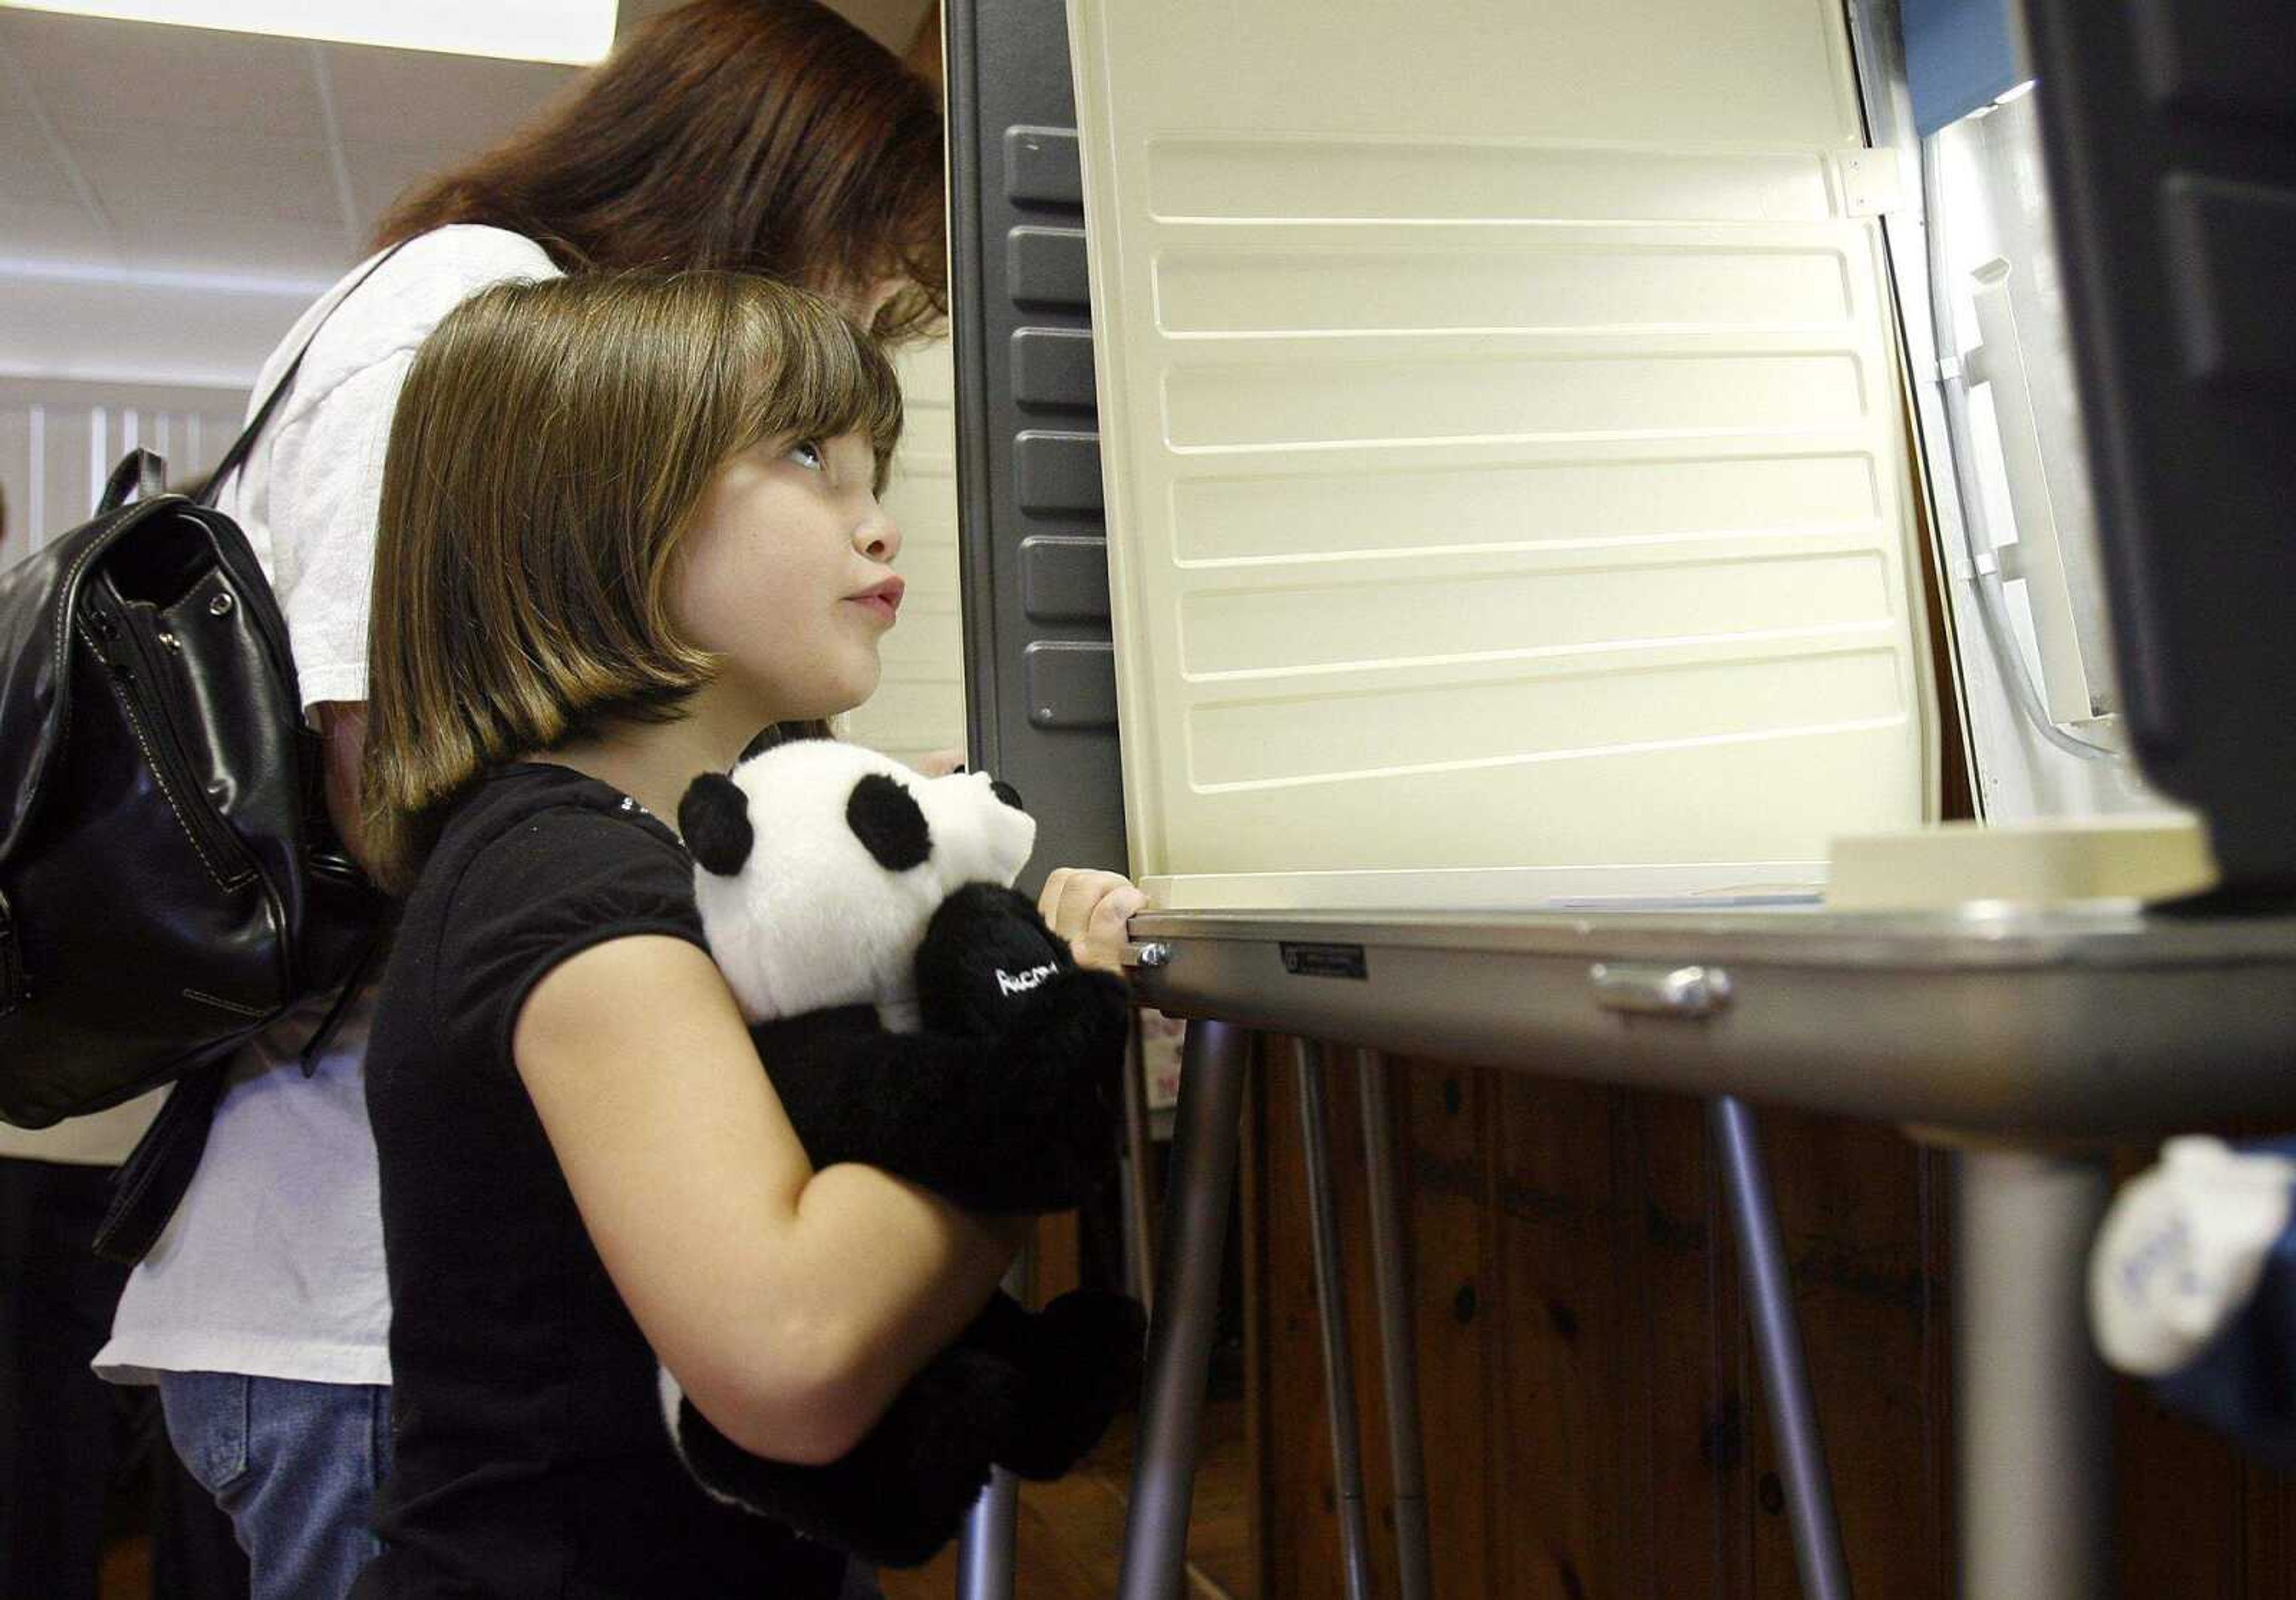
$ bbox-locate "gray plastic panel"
[2136,0,2296,120]
[1008,227,1092,307]
[2024,0,2296,900]
[1021,535,1111,622]
[1014,430,1104,514]
[1003,126,1083,206]
[1024,641,1118,729]
[2163,176,2296,388]
[948,0,1129,889]
[1011,329,1097,408]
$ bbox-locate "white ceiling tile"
[0,39,50,139]
[0,9,324,139]
[0,273,310,387]
[0,143,80,209]
[344,138,449,236]
[0,0,936,292]
[0,198,117,267]
[103,209,354,278]
[321,46,573,151]
[68,126,343,230]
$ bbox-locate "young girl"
[349,273,1143,1596]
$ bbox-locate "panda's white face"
[680,740,1037,1030]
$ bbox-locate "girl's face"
[674,430,902,725]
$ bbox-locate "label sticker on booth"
[1278,942,1369,981]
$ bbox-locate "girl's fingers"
[1078,887,1150,973]
[1072,877,1152,975]
[1052,869,1119,941]
[1037,866,1074,931]
[1036,867,1147,970]
[1088,884,1147,943]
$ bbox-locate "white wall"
[0,374,249,561]
[838,336,969,768]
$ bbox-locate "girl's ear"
[679,772,756,876]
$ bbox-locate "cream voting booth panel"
[1068,0,1939,912]
[840,338,970,768]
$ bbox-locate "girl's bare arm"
[514,935,1023,1464]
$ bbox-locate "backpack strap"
[91,1057,233,1265]
[194,238,415,509]
[95,448,168,516]
[299,920,389,1077]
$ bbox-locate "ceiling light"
[0,0,618,65]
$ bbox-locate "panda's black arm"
[751,970,1128,1214]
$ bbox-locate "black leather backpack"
[0,247,400,1261]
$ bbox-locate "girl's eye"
[784,438,826,472]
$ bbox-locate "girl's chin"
[780,670,882,725]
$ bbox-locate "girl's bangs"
[732,292,905,487]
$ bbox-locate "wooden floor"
[881,1397,1251,1600]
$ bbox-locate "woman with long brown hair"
[90,9,993,1596]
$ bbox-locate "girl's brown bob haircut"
[361,271,902,893]
[376,0,946,343]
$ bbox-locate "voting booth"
[927,0,2296,1594]
[951,0,2294,911]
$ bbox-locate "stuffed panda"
[660,737,1147,1566]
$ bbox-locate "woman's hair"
[362,271,902,893]
[375,0,946,343]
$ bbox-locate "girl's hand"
[1037,868,1149,976]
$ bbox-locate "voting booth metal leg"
[956,1239,1037,1600]
[1118,1018,1253,1600]
[1121,1011,1159,1311]
[1295,1041,1378,1600]
[1709,1095,1853,1600]
[1953,1147,2114,1600]
[954,1469,1018,1600]
[1355,1048,1434,1600]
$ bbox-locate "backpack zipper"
[78,599,258,891]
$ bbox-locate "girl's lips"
[847,587,902,624]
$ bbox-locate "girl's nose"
[857,502,901,564]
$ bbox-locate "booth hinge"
[1839,147,1907,217]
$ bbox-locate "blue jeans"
[158,1371,391,1600]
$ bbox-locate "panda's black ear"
[679,772,755,877]
[848,774,932,872]
[990,778,1025,812]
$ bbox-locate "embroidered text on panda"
[997,962,1061,997]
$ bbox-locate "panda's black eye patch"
[990,778,1025,812]
[848,774,932,871]
[679,772,755,876]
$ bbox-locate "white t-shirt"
[96,225,560,1387]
